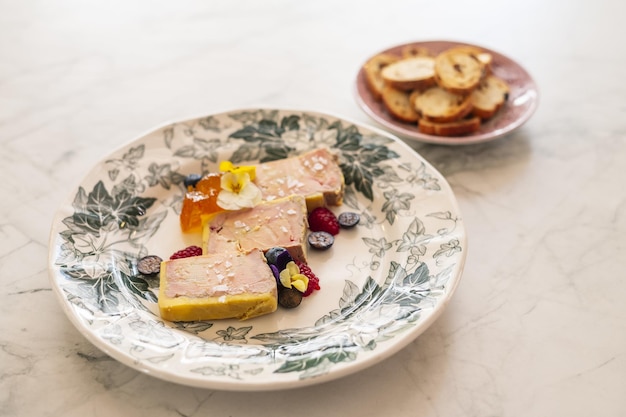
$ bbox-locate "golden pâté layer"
[158,249,277,321]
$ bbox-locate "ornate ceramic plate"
[48,109,466,391]
[355,40,539,145]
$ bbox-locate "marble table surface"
[1,1,625,416]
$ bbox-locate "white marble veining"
[1,0,625,416]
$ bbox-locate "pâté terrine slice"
[158,249,277,321]
[253,147,344,210]
[202,194,309,263]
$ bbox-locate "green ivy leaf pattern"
[70,180,156,232]
[112,174,146,197]
[216,326,253,342]
[57,179,163,309]
[381,189,415,225]
[433,239,462,259]
[173,321,213,334]
[105,145,145,181]
[173,137,223,174]
[253,260,450,376]
[330,122,400,201]
[191,364,241,378]
[63,267,121,313]
[198,115,221,132]
[275,350,357,374]
[228,116,297,163]
[145,162,185,190]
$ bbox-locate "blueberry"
[338,212,360,228]
[278,287,303,309]
[184,173,202,188]
[308,231,334,250]
[265,247,293,270]
[269,264,280,284]
[137,255,163,276]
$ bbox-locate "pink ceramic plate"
[355,40,539,145]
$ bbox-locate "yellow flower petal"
[279,268,292,288]
[278,262,309,293]
[217,171,262,210]
[236,165,256,181]
[286,261,299,275]
[292,274,309,292]
[219,160,256,181]
[219,161,235,172]
[238,180,262,205]
[220,172,246,193]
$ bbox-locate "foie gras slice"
[253,147,344,210]
[158,249,277,321]
[203,194,308,263]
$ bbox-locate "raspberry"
[296,260,320,297]
[308,207,340,235]
[170,245,202,259]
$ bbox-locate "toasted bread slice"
[401,44,433,59]
[414,86,473,123]
[380,56,436,91]
[418,116,481,136]
[450,46,492,64]
[409,89,421,109]
[448,46,493,74]
[381,85,420,123]
[434,47,485,94]
[470,75,510,119]
[476,52,493,73]
[363,53,400,101]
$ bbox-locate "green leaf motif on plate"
[274,350,357,374]
[66,180,156,233]
[229,116,297,163]
[216,326,253,342]
[252,260,449,378]
[57,179,164,311]
[224,113,400,202]
[105,145,145,181]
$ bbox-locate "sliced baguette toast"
[363,53,400,101]
[434,47,486,94]
[380,56,436,91]
[401,44,433,59]
[381,85,420,123]
[450,46,492,65]
[470,75,510,119]
[414,86,473,123]
[476,52,493,74]
[409,89,421,109]
[418,116,481,136]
